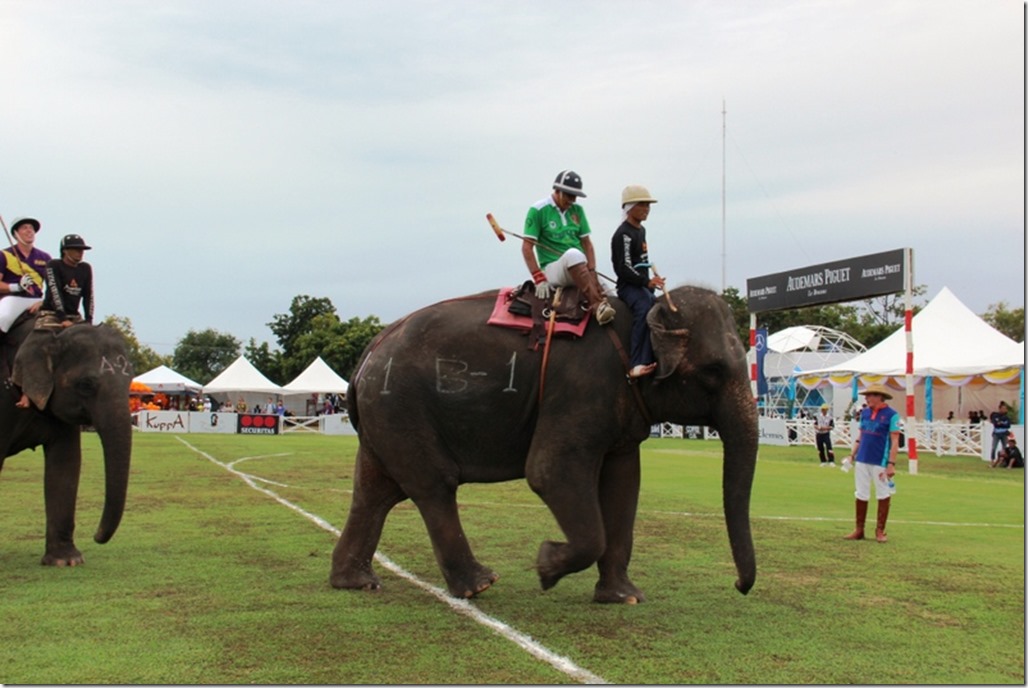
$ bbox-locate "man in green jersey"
[521,170,615,325]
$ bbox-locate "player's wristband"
[8,283,21,294]
[532,270,546,285]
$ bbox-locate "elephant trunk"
[92,412,133,544]
[718,391,758,594]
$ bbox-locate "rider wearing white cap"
[0,217,51,333]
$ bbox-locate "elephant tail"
[346,374,360,432]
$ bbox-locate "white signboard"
[758,417,789,446]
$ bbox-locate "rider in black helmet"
[521,170,616,325]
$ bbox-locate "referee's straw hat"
[861,384,893,400]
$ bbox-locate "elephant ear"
[647,305,692,381]
[11,330,60,410]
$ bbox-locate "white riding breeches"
[542,248,616,297]
[0,296,40,332]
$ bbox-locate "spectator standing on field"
[989,401,1012,461]
[843,385,899,544]
[814,403,836,467]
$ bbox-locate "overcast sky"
[2,0,1023,356]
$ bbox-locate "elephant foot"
[329,568,382,592]
[538,540,581,591]
[446,564,499,599]
[41,549,84,567]
[593,579,646,604]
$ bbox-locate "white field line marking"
[175,437,608,686]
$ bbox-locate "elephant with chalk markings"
[0,318,133,567]
[329,284,757,603]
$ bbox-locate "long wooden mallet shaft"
[486,213,618,285]
[650,264,677,312]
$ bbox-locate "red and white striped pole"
[750,313,758,404]
[903,248,918,474]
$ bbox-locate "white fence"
[133,411,357,436]
[657,419,1022,459]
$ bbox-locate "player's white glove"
[531,270,551,300]
[18,274,32,291]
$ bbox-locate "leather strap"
[604,327,653,426]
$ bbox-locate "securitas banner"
[237,414,280,435]
[746,248,908,313]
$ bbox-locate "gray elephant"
[1,319,134,566]
[330,285,757,603]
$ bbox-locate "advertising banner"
[136,410,190,433]
[189,412,238,434]
[237,414,280,435]
[747,248,907,313]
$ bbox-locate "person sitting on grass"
[991,436,1023,469]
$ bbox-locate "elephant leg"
[527,447,607,591]
[409,489,499,599]
[41,434,84,567]
[593,445,645,604]
[329,447,406,591]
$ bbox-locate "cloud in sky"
[1,0,1022,356]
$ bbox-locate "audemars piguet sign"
[747,248,909,313]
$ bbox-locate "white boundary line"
[175,437,608,686]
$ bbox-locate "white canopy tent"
[202,356,284,412]
[750,326,866,418]
[133,365,203,394]
[282,357,349,395]
[281,357,349,416]
[798,287,1025,420]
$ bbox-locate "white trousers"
[0,296,40,332]
[542,248,616,296]
[853,461,896,501]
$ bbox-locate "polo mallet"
[650,264,677,312]
[486,213,618,285]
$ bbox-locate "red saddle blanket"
[486,287,590,337]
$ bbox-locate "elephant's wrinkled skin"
[330,285,757,602]
[0,320,134,567]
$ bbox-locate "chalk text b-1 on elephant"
[329,285,757,603]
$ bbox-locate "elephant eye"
[75,377,100,397]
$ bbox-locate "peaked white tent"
[802,287,1023,378]
[134,365,203,394]
[282,357,349,395]
[798,287,1024,421]
[202,357,283,394]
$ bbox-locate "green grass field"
[1,433,1023,684]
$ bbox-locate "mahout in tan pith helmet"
[621,185,658,206]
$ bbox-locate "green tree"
[101,314,170,375]
[982,302,1025,342]
[287,313,384,381]
[172,329,240,384]
[268,295,337,360]
[244,338,284,384]
[722,285,928,350]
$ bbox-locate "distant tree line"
[103,295,385,384]
[104,287,1023,383]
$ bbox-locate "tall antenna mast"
[721,98,727,293]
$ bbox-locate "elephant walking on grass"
[0,319,134,567]
[330,285,757,603]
